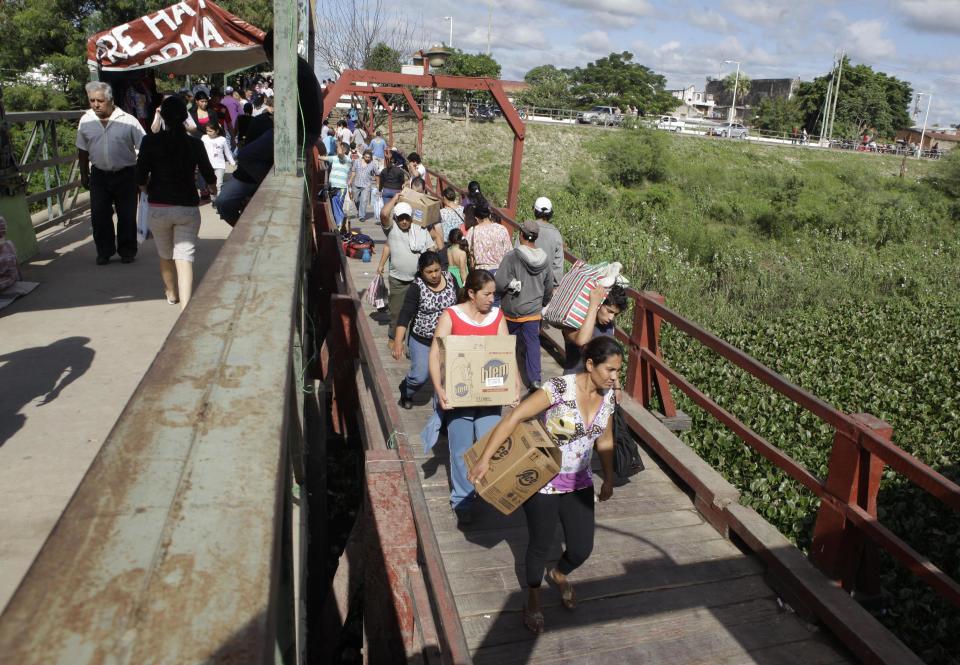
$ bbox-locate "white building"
[667,85,715,118]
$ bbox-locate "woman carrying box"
[394,251,458,409]
[467,335,622,634]
[429,269,512,525]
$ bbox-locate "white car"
[656,116,685,132]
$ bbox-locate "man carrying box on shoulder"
[496,221,555,391]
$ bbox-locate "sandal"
[548,569,577,610]
[522,605,544,634]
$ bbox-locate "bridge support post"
[811,413,889,597]
[625,292,677,418]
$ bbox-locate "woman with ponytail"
[136,95,217,311]
[445,228,470,288]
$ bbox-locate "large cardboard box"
[399,187,441,227]
[438,335,519,408]
[464,419,561,515]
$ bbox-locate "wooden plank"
[471,597,821,664]
[452,547,764,616]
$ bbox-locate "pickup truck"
[656,116,685,132]
[577,105,623,126]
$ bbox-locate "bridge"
[1,78,958,665]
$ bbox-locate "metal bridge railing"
[7,110,89,231]
[0,172,310,664]
[424,165,960,663]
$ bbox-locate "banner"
[86,0,266,75]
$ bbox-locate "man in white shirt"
[77,81,146,264]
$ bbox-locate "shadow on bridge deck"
[344,218,856,664]
[0,204,231,612]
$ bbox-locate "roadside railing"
[0,172,311,663]
[424,166,960,660]
[7,110,88,231]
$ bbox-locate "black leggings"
[522,486,595,589]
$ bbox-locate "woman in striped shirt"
[321,141,352,231]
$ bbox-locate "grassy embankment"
[413,116,960,665]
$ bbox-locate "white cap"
[534,196,552,213]
[393,202,414,219]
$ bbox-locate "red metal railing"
[423,166,960,610]
[310,151,470,664]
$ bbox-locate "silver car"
[577,105,623,126]
[709,122,749,138]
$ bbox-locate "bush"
[595,128,669,186]
[928,149,960,197]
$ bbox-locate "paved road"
[0,205,231,613]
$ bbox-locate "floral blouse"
[540,374,615,494]
[466,222,512,270]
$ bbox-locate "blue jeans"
[447,406,501,511]
[381,188,401,204]
[508,319,542,386]
[402,337,431,399]
[353,186,370,220]
[332,188,346,229]
[215,177,260,226]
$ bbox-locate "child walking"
[201,123,235,201]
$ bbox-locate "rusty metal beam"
[0,174,306,663]
[344,85,423,154]
[324,69,525,213]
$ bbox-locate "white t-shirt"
[75,107,145,171]
[336,127,353,146]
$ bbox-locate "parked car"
[656,116,685,132]
[577,105,623,126]
[709,122,749,139]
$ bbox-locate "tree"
[752,97,803,134]
[568,52,675,114]
[723,72,751,97]
[795,57,912,139]
[437,49,501,79]
[515,65,576,109]
[364,42,402,72]
[314,0,422,75]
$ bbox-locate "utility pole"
[827,51,843,141]
[444,16,453,48]
[916,92,932,158]
[724,60,741,134]
[486,1,492,56]
[820,61,834,143]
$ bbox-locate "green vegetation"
[422,118,959,664]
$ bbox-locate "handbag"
[544,260,623,329]
[612,400,644,478]
[136,192,150,244]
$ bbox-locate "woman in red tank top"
[429,269,514,523]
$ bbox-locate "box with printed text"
[437,335,519,408]
[463,419,561,515]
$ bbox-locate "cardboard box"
[438,335,519,408]
[464,419,561,515]
[399,187,441,227]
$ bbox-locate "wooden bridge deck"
[346,222,854,664]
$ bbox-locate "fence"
[424,165,960,657]
[6,110,88,231]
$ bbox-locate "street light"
[915,91,932,158]
[443,16,454,48]
[724,59,741,137]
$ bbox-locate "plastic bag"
[136,192,150,244]
[371,190,384,220]
[365,273,388,309]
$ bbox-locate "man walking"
[77,81,146,265]
[378,198,435,340]
[521,196,565,286]
[348,149,379,222]
[496,221,554,390]
[369,130,387,169]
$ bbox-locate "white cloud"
[724,0,791,25]
[897,0,960,34]
[576,30,613,53]
[549,0,654,17]
[686,9,732,33]
[846,19,897,62]
[589,11,641,29]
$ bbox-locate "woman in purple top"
[468,335,621,635]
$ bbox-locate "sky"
[333,0,960,129]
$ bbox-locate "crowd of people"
[352,149,631,635]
